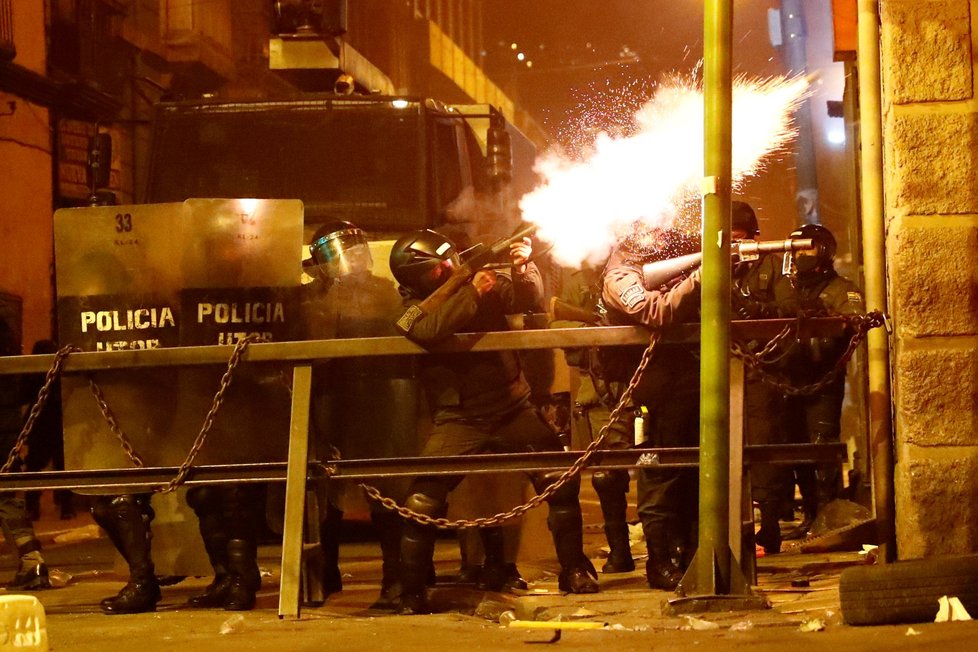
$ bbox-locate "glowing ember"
[520,74,809,267]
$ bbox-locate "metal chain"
[360,332,662,530]
[87,334,266,492]
[1,345,79,473]
[88,378,147,468]
[731,311,886,396]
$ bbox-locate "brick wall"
[881,0,978,556]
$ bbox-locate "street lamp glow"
[827,128,846,145]
[517,52,525,61]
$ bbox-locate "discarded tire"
[840,554,978,626]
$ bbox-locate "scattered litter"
[569,607,599,618]
[47,568,73,587]
[905,627,921,636]
[859,545,879,564]
[790,578,810,588]
[935,596,972,622]
[681,615,720,631]
[52,523,103,544]
[799,618,825,632]
[259,567,273,578]
[498,610,516,626]
[219,613,246,634]
[729,620,754,632]
[609,624,628,631]
[822,609,843,626]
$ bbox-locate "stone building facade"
[881,0,978,557]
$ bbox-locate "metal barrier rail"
[0,317,853,618]
[0,444,846,491]
[0,318,841,374]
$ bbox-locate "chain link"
[731,310,886,396]
[1,345,79,473]
[86,334,266,492]
[4,312,885,517]
[360,332,662,529]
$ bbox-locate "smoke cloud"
[520,74,810,267]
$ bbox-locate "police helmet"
[308,220,373,281]
[789,223,837,273]
[389,229,461,297]
[732,201,759,239]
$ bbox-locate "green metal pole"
[856,0,895,563]
[695,0,733,595]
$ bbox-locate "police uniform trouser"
[745,375,790,544]
[0,494,40,558]
[784,377,846,514]
[400,405,586,599]
[587,410,632,566]
[633,346,699,564]
[92,494,156,585]
[186,484,264,594]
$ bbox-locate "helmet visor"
[310,228,373,279]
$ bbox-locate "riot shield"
[55,199,303,476]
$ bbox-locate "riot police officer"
[304,219,415,610]
[598,227,702,590]
[730,201,790,554]
[551,263,635,574]
[773,223,863,537]
[0,318,51,591]
[390,227,599,615]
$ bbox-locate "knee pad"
[591,469,629,495]
[185,485,225,516]
[91,496,114,527]
[403,492,446,519]
[109,493,154,523]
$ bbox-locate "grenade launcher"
[641,237,815,290]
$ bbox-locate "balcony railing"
[0,0,15,62]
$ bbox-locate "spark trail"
[520,75,809,267]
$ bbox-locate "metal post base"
[665,593,771,615]
[667,543,770,615]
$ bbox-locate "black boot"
[223,539,260,611]
[548,503,598,594]
[602,523,635,573]
[644,522,682,591]
[319,504,343,597]
[9,542,50,591]
[96,495,161,615]
[369,510,402,610]
[592,470,634,573]
[755,502,782,554]
[476,527,527,592]
[397,492,445,615]
[186,487,232,608]
[398,522,435,615]
[645,555,683,591]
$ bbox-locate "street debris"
[935,596,972,622]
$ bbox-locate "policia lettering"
[196,302,285,325]
[78,306,176,351]
[193,301,285,344]
[81,307,176,333]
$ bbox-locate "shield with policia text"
[54,199,303,479]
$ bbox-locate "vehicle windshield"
[146,100,427,226]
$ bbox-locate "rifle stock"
[395,224,538,335]
[550,296,600,325]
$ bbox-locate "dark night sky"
[481,1,786,139]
